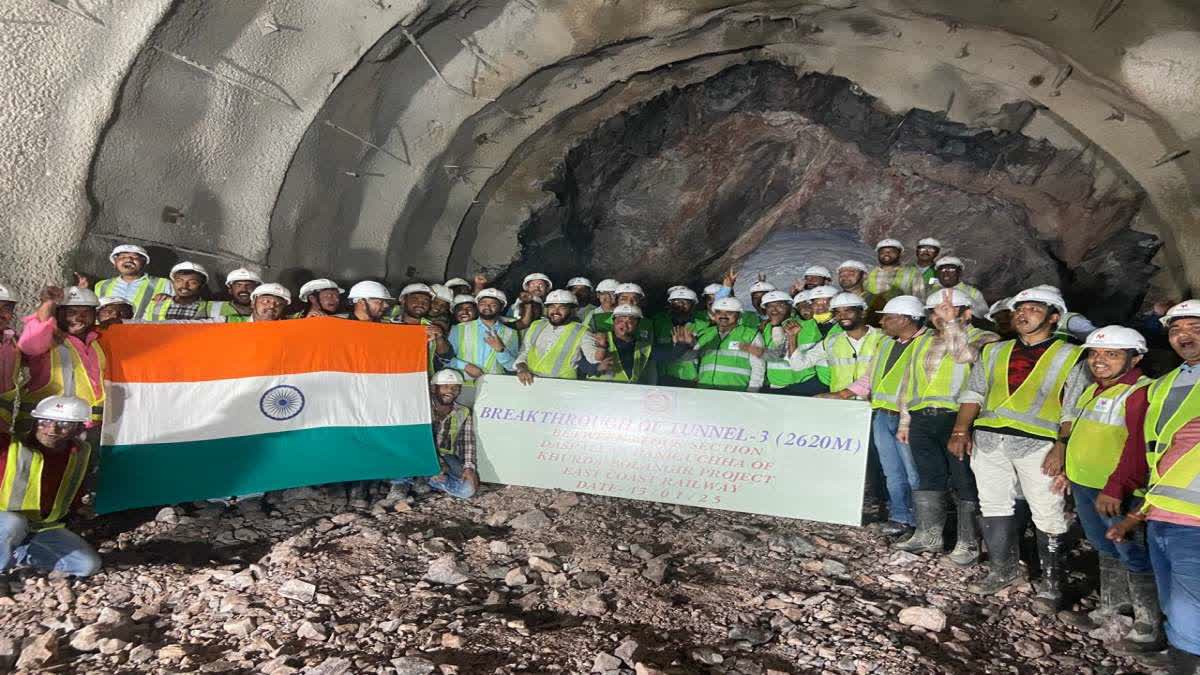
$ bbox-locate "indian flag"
[96,318,439,513]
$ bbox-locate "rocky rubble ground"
[0,485,1170,674]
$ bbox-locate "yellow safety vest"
[449,320,516,387]
[94,275,172,320]
[824,328,883,393]
[524,319,588,379]
[904,327,993,413]
[870,335,918,412]
[1141,369,1200,517]
[865,266,920,300]
[974,340,1082,439]
[593,334,653,383]
[0,349,22,432]
[696,325,759,391]
[436,405,471,458]
[1066,377,1151,489]
[22,340,106,424]
[0,438,91,531]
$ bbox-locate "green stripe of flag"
[96,425,439,514]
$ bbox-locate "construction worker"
[92,244,172,320]
[508,272,552,322]
[928,257,988,317]
[987,298,1014,338]
[17,287,105,428]
[218,268,262,322]
[1103,300,1200,672]
[615,283,646,309]
[346,281,392,322]
[0,284,20,433]
[147,262,219,321]
[748,280,775,320]
[891,290,999,564]
[452,295,478,324]
[866,239,922,307]
[1055,326,1162,652]
[1026,284,1097,342]
[955,287,1084,611]
[652,287,705,387]
[582,305,693,384]
[429,284,454,325]
[248,284,291,322]
[444,278,472,297]
[759,290,822,396]
[702,283,722,313]
[515,290,595,385]
[806,285,841,337]
[792,290,814,321]
[786,292,883,394]
[389,369,479,501]
[448,288,518,405]
[589,279,620,333]
[0,395,101,577]
[915,237,942,285]
[397,284,454,371]
[567,277,597,322]
[800,266,833,290]
[837,260,870,297]
[693,297,764,392]
[96,296,133,326]
[294,279,345,318]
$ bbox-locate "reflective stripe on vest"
[1142,370,1200,517]
[824,328,883,393]
[22,341,106,423]
[452,320,514,385]
[96,276,170,320]
[525,320,587,379]
[975,340,1082,438]
[697,326,758,390]
[764,319,821,388]
[437,406,470,457]
[904,330,975,412]
[0,439,91,531]
[870,336,916,411]
[654,315,700,382]
[1065,378,1150,489]
[595,334,652,383]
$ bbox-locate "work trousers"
[393,455,477,499]
[768,379,829,397]
[1148,520,1200,656]
[908,410,977,501]
[1071,483,1152,573]
[871,410,919,525]
[0,512,101,577]
[972,430,1068,535]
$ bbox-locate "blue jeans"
[872,410,919,525]
[392,455,477,499]
[1148,520,1200,655]
[1072,483,1152,573]
[0,512,101,577]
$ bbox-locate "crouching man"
[390,370,480,500]
[0,396,101,578]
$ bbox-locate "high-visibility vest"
[696,325,759,391]
[1054,311,1084,342]
[1141,369,1200,517]
[0,348,21,432]
[903,327,993,413]
[0,438,91,531]
[823,328,884,393]
[738,312,761,329]
[974,339,1082,439]
[145,298,224,321]
[870,335,918,412]
[762,319,822,388]
[94,275,172,320]
[650,312,707,382]
[450,320,517,387]
[593,334,652,383]
[524,319,588,379]
[211,301,252,320]
[1066,377,1151,489]
[436,405,471,458]
[21,340,106,424]
[865,266,920,300]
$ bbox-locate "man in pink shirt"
[16,286,105,430]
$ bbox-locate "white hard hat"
[567,277,593,289]
[614,282,644,297]
[807,285,840,301]
[61,287,99,308]
[875,238,905,252]
[934,256,964,269]
[1161,299,1200,326]
[667,285,687,294]
[792,290,811,306]
[880,296,925,319]
[924,288,973,309]
[226,268,263,286]
[1010,287,1067,316]
[31,395,90,423]
[109,244,150,264]
[430,284,454,303]
[452,294,476,309]
[98,295,131,308]
[837,260,868,274]
[1031,284,1062,294]
[430,369,465,386]
[917,238,942,249]
[347,280,391,301]
[803,266,832,279]
[544,289,578,305]
[712,297,743,313]
[170,261,210,283]
[399,283,433,298]
[749,281,776,293]
[702,283,722,296]
[595,279,620,294]
[987,298,1012,321]
[0,283,16,303]
[612,304,643,319]
[522,273,552,290]
[668,288,699,303]
[251,283,292,305]
[1084,326,1148,354]
[299,278,344,302]
[444,277,470,289]
[475,288,508,307]
[830,292,867,310]
[760,290,792,306]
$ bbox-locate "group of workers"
[0,237,1198,674]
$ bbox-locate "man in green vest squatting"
[1105,299,1200,673]
[217,268,263,322]
[147,262,222,321]
[0,395,101,579]
[915,237,942,286]
[692,297,765,392]
[758,290,826,396]
[448,288,518,406]
[892,290,999,563]
[580,305,695,384]
[1055,326,1163,653]
[650,287,706,388]
[954,286,1085,612]
[389,369,479,501]
[865,239,923,314]
[515,290,596,385]
[92,244,172,320]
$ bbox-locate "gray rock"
[155,506,178,524]
[642,556,670,584]
[1014,639,1049,659]
[488,540,511,555]
[279,578,317,602]
[576,571,604,589]
[308,656,352,675]
[504,568,529,587]
[509,509,552,530]
[898,606,947,632]
[592,651,623,672]
[728,625,773,645]
[710,529,748,547]
[68,625,104,652]
[297,620,328,642]
[615,639,640,665]
[391,656,437,675]
[528,556,560,573]
[423,556,470,585]
[768,534,817,556]
[821,559,849,576]
[224,617,256,638]
[690,646,723,665]
[887,550,922,566]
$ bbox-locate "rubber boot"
[1169,647,1200,675]
[1062,555,1128,629]
[895,491,946,553]
[1117,571,1167,653]
[946,499,980,566]
[879,520,912,537]
[1032,530,1064,614]
[968,516,1020,595]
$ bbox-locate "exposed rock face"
[504,64,1155,319]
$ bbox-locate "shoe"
[945,499,980,566]
[968,516,1020,595]
[895,491,946,553]
[1031,530,1064,614]
[880,521,912,537]
[1116,571,1166,653]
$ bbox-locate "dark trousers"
[909,409,978,501]
[769,379,829,396]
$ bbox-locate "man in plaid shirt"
[389,369,479,500]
